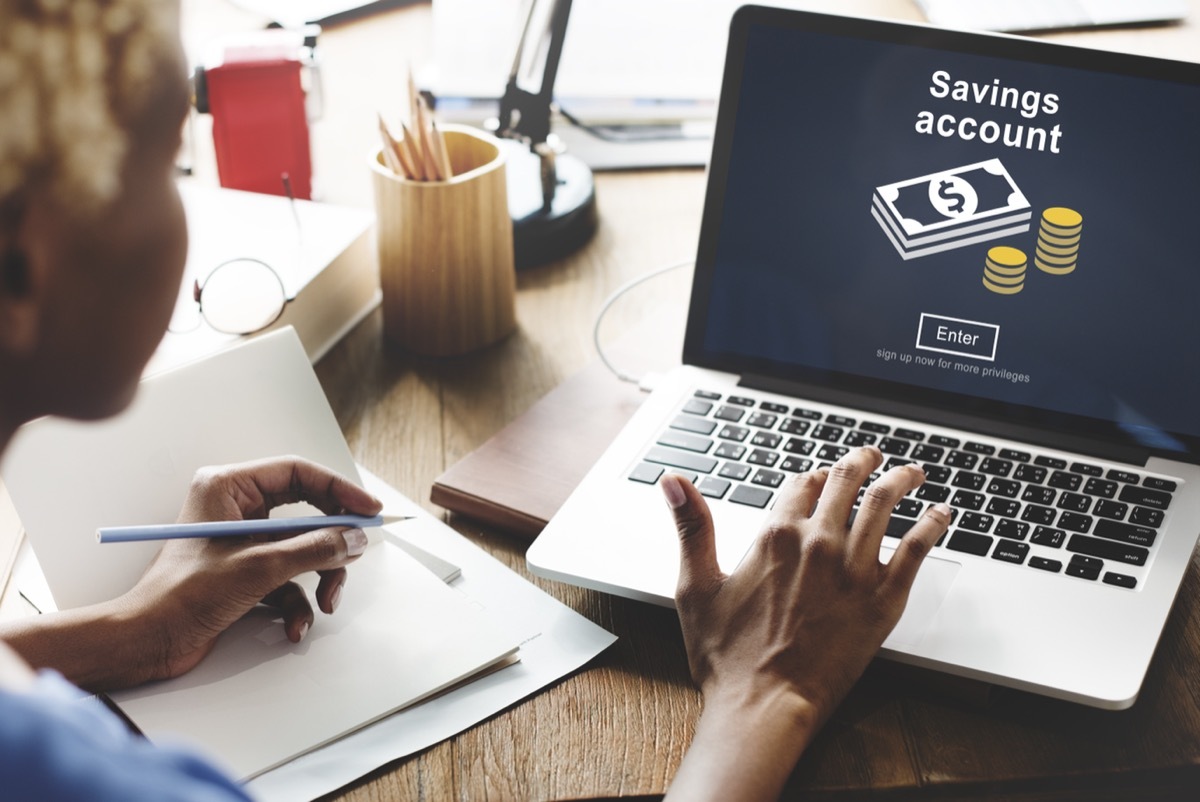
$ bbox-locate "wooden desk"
[2,2,1197,799]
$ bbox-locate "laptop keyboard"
[627,388,1182,591]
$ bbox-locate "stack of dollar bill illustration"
[872,159,1032,260]
[1034,207,1083,275]
[983,246,1027,295]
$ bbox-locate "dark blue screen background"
[701,24,1200,446]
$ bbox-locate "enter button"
[916,314,999,361]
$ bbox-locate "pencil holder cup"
[370,125,517,356]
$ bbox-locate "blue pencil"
[97,514,412,544]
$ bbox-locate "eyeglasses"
[168,258,292,336]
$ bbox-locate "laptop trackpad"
[880,551,961,650]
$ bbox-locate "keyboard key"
[694,390,722,400]
[752,469,785,488]
[911,444,945,462]
[791,407,822,420]
[1103,572,1137,589]
[894,498,923,518]
[1118,485,1172,511]
[628,463,664,484]
[985,498,1020,518]
[1083,478,1117,499]
[1021,505,1056,524]
[1057,511,1093,533]
[959,512,994,533]
[715,406,745,422]
[751,431,782,449]
[1031,526,1065,548]
[1093,499,1128,521]
[1129,506,1164,528]
[1021,486,1056,505]
[697,477,731,499]
[995,519,1029,540]
[783,437,816,455]
[964,441,996,455]
[719,462,752,481]
[645,447,717,474]
[992,539,1029,564]
[817,444,849,461]
[1066,555,1102,581]
[947,530,993,556]
[780,418,811,435]
[878,437,911,456]
[670,414,717,435]
[987,478,1021,498]
[923,464,952,484]
[681,399,713,416]
[760,401,789,414]
[728,395,756,407]
[843,431,878,447]
[1067,534,1148,566]
[1094,519,1157,547]
[999,448,1031,462]
[1143,477,1177,492]
[1056,492,1091,513]
[928,434,960,448]
[882,457,912,472]
[860,421,890,434]
[826,414,856,427]
[747,449,780,467]
[945,451,979,469]
[668,470,699,485]
[657,431,714,454]
[1049,471,1082,491]
[811,425,844,442]
[780,456,812,473]
[951,490,985,511]
[916,483,951,503]
[718,425,750,442]
[893,428,925,441]
[747,412,779,429]
[951,470,986,491]
[1106,469,1140,484]
[1013,464,1047,484]
[1069,461,1103,477]
[1034,455,1067,469]
[714,442,746,460]
[729,485,772,508]
[979,458,1013,477]
[1029,556,1063,573]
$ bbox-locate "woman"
[0,1,950,799]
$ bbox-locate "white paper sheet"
[245,467,618,801]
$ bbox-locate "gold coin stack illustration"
[983,245,1027,295]
[1035,207,1083,275]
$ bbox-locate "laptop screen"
[685,6,1200,460]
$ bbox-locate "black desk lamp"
[494,0,598,267]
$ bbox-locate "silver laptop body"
[528,6,1200,709]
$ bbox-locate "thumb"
[660,474,721,598]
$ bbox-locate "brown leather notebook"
[431,359,647,538]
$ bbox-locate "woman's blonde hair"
[0,0,181,217]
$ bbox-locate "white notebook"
[0,328,523,780]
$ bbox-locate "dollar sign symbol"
[937,179,966,214]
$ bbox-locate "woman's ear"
[0,211,43,358]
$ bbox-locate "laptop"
[914,0,1188,33]
[527,5,1200,709]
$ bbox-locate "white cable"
[593,258,693,387]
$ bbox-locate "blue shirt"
[0,670,250,802]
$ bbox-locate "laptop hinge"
[739,373,1153,467]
